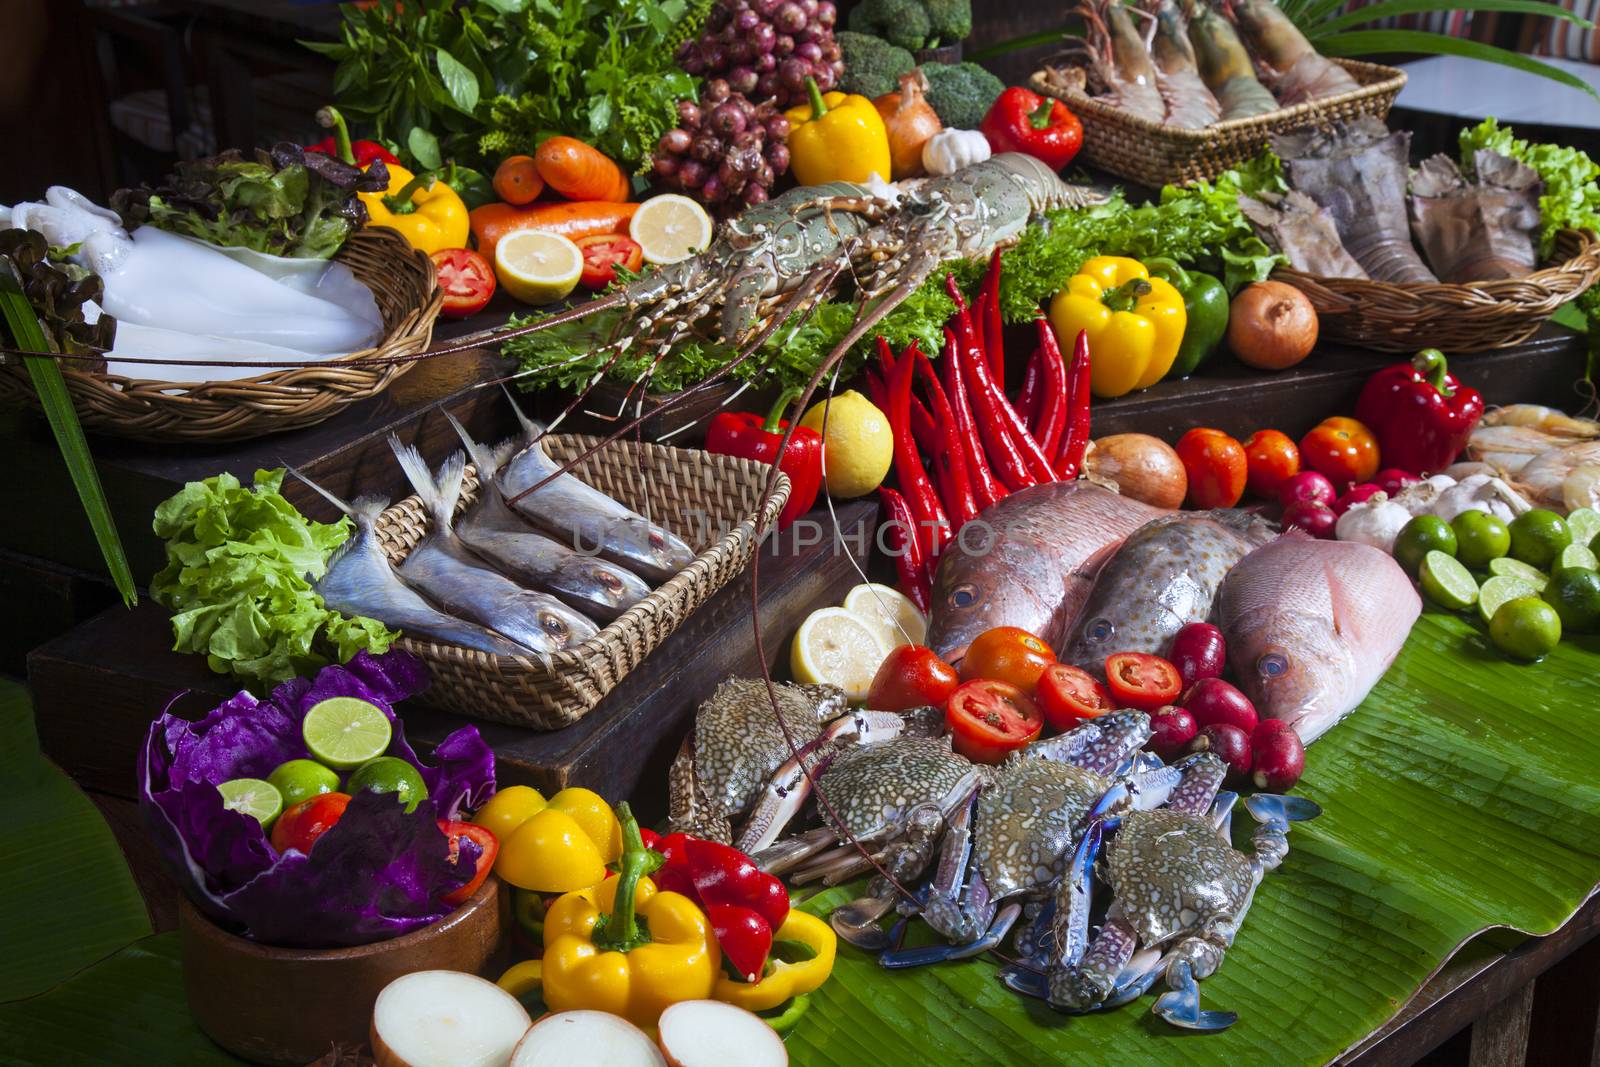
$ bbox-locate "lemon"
[789,606,890,700]
[629,194,713,265]
[798,390,893,498]
[494,230,582,304]
[842,583,927,650]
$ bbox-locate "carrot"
[471,201,640,261]
[535,136,631,203]
[492,154,544,205]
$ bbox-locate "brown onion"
[1083,433,1187,508]
[1228,281,1318,371]
[873,70,942,180]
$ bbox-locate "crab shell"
[975,760,1112,899]
[818,735,975,840]
[1103,808,1255,947]
[690,679,848,820]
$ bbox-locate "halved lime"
[302,697,392,770]
[217,777,283,829]
[1487,557,1549,591]
[1479,574,1540,624]
[1420,551,1479,611]
[346,756,428,813]
[1566,506,1600,547]
[268,758,341,809]
[1558,542,1599,572]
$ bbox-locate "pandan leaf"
[1310,0,1591,38]
[1312,30,1600,100]
[0,263,137,606]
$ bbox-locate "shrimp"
[1181,0,1279,120]
[1480,404,1600,439]
[1072,0,1167,124]
[1223,0,1359,105]
[1143,0,1221,128]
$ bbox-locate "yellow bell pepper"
[784,78,892,186]
[496,803,719,1031]
[483,786,623,893]
[359,164,469,255]
[1049,255,1187,398]
[713,910,836,1012]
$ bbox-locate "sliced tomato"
[439,820,499,907]
[1036,663,1114,730]
[269,792,350,854]
[946,679,1043,764]
[576,234,643,290]
[958,626,1056,694]
[867,645,960,712]
[430,248,496,319]
[1104,652,1183,711]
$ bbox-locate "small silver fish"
[1063,510,1276,669]
[291,473,533,658]
[389,437,599,654]
[499,390,696,585]
[445,411,650,622]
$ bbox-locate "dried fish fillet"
[1409,150,1542,282]
[1239,189,1368,279]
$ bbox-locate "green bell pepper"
[1148,257,1229,378]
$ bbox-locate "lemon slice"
[789,607,890,700]
[842,583,927,650]
[630,194,713,265]
[494,230,583,305]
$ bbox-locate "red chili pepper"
[1033,318,1069,458]
[306,105,398,167]
[913,345,980,529]
[979,248,1006,382]
[877,338,938,450]
[705,386,823,529]
[1055,328,1093,478]
[887,340,951,562]
[1352,348,1485,475]
[979,87,1084,172]
[1016,349,1043,434]
[948,277,1054,487]
[640,831,790,985]
[942,327,1009,513]
[879,486,931,610]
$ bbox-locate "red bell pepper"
[979,88,1083,172]
[705,387,824,529]
[640,830,790,984]
[1353,348,1485,475]
[307,105,399,168]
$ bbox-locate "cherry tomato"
[1243,429,1300,500]
[1035,663,1114,730]
[430,248,496,319]
[492,154,544,205]
[439,820,500,906]
[1175,428,1247,509]
[945,679,1044,764]
[576,233,644,290]
[958,626,1056,694]
[1300,416,1380,487]
[1103,652,1183,711]
[270,792,351,854]
[867,644,960,711]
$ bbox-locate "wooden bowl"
[179,877,508,1065]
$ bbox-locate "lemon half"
[842,583,927,651]
[494,230,583,305]
[630,194,714,265]
[789,606,890,700]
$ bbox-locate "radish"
[1252,722,1307,791]
[510,1010,667,1067]
[658,1000,789,1067]
[1148,705,1198,760]
[370,970,531,1067]
[1181,677,1258,735]
[1190,723,1252,783]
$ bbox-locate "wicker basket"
[1272,229,1600,352]
[0,226,441,443]
[373,434,790,731]
[1030,59,1405,188]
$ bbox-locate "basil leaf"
[435,47,480,115]
[407,126,443,170]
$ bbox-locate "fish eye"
[1258,652,1289,677]
[542,615,569,638]
[949,583,977,609]
[1087,618,1113,642]
[599,572,624,594]
[649,530,666,549]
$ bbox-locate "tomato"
[1036,663,1114,730]
[958,626,1056,694]
[1243,429,1300,500]
[1175,428,1247,509]
[492,154,544,206]
[867,645,960,711]
[439,820,500,906]
[1300,416,1380,487]
[430,248,496,319]
[1103,653,1183,711]
[270,792,351,854]
[576,233,644,290]
[945,680,1044,764]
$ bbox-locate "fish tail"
[389,435,452,527]
[286,466,354,517]
[501,384,545,441]
[443,409,502,490]
[435,450,468,526]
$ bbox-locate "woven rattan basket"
[373,433,790,730]
[1030,59,1405,187]
[1272,228,1600,352]
[0,226,440,442]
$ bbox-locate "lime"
[1478,574,1540,624]
[267,758,341,810]
[302,696,393,770]
[1508,509,1571,569]
[1489,596,1562,661]
[1567,507,1600,547]
[1559,542,1599,571]
[1543,566,1600,632]
[1394,515,1457,575]
[1420,550,1479,611]
[345,756,428,813]
[1487,556,1549,590]
[217,778,283,829]
[1451,511,1511,568]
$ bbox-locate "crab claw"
[877,902,1022,969]
[830,893,899,952]
[1000,964,1049,1000]
[1152,960,1237,1031]
[1245,793,1322,826]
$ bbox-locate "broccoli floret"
[847,0,932,52]
[921,61,1004,131]
[923,0,972,43]
[837,31,917,100]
